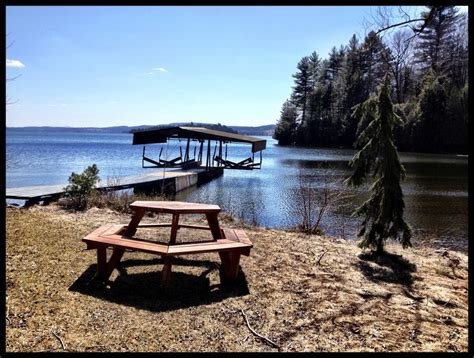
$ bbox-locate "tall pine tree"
[291,56,312,127]
[273,99,298,145]
[414,6,461,75]
[346,74,412,253]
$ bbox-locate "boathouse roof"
[132,126,266,153]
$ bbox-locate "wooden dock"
[6,167,224,207]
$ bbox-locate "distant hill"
[130,122,238,134]
[229,124,275,136]
[7,123,276,136]
[6,126,134,133]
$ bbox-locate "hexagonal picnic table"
[82,201,253,287]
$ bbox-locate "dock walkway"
[6,167,223,207]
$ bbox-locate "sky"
[5,6,468,128]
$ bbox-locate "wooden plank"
[233,229,253,245]
[161,256,173,287]
[169,213,180,244]
[136,223,173,228]
[123,207,146,236]
[130,200,221,214]
[101,224,127,237]
[136,223,212,231]
[83,224,115,241]
[222,228,253,246]
[83,235,169,254]
[206,212,223,240]
[167,241,251,255]
[219,251,242,281]
[104,248,125,280]
[222,228,239,242]
[177,224,211,231]
[96,247,107,281]
[168,238,237,248]
[102,234,169,245]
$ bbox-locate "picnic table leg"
[95,247,125,282]
[123,207,146,236]
[169,214,180,244]
[161,256,173,287]
[219,251,241,281]
[96,247,107,281]
[104,248,125,279]
[206,213,222,241]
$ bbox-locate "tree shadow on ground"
[355,251,417,288]
[69,256,250,312]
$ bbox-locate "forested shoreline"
[273,6,468,154]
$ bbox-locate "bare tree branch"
[370,6,440,44]
[239,309,280,350]
[374,18,426,36]
[6,34,21,106]
[6,74,22,82]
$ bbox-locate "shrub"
[62,164,100,211]
[88,190,168,214]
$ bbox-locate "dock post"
[206,139,211,170]
[185,138,190,162]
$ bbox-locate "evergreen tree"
[274,7,467,155]
[273,100,298,145]
[441,12,468,88]
[303,51,323,146]
[308,51,322,89]
[444,85,469,153]
[414,6,461,75]
[346,74,412,253]
[291,56,312,126]
[305,87,324,146]
[326,46,345,80]
[412,69,448,152]
[360,31,390,96]
[337,34,368,147]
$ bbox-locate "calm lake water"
[6,129,468,251]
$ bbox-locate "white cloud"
[458,6,468,13]
[144,67,169,76]
[6,59,26,68]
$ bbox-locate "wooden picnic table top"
[129,200,221,214]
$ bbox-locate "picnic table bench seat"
[82,223,252,286]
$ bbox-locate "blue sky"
[5,6,467,128]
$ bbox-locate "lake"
[6,129,468,252]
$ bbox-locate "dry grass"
[6,204,468,352]
[62,190,169,213]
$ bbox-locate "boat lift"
[132,126,267,170]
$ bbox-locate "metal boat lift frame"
[132,126,267,170]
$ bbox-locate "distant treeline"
[131,123,275,136]
[7,123,276,136]
[130,122,238,134]
[274,6,468,154]
[229,124,276,136]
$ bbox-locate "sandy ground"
[6,204,468,352]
